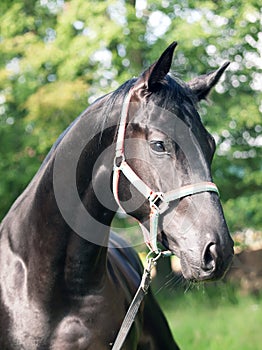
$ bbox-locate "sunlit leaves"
[24,79,88,152]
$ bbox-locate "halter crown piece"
[112,88,219,255]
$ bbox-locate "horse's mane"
[100,73,200,134]
[40,73,199,169]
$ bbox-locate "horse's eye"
[150,141,166,153]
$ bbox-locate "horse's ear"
[188,61,230,101]
[142,41,177,91]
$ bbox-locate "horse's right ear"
[137,41,177,92]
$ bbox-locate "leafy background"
[1,2,262,349]
[0,0,261,235]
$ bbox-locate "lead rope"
[111,252,162,350]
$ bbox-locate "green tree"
[0,0,261,234]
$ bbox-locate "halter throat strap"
[112,89,219,254]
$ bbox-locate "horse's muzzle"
[180,240,234,282]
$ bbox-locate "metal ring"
[114,155,125,169]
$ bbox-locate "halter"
[112,88,219,254]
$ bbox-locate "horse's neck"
[2,98,118,297]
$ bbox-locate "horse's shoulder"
[50,287,132,349]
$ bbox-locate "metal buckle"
[148,191,170,214]
[148,192,164,210]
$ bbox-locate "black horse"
[0,42,234,349]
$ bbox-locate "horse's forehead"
[133,98,201,137]
[128,96,213,160]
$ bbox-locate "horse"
[0,42,234,349]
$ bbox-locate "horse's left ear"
[188,61,230,101]
[140,41,177,92]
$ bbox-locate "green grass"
[155,284,262,350]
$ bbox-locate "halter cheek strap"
[112,90,219,254]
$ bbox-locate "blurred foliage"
[0,0,261,234]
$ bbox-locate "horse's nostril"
[202,243,217,271]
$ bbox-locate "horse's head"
[115,42,234,282]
